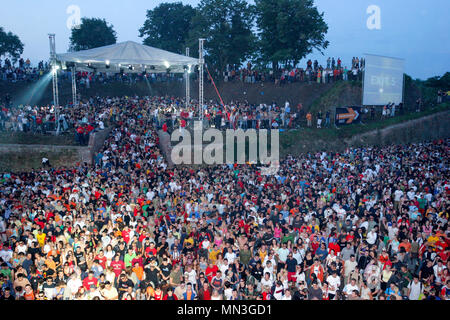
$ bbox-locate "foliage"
[69,18,117,51]
[254,0,329,70]
[186,0,256,75]
[0,27,24,61]
[139,2,196,54]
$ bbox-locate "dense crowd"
[0,95,448,301]
[1,56,364,87]
[221,57,364,85]
[0,98,110,145]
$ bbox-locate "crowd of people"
[0,58,49,82]
[219,57,364,85]
[1,55,364,87]
[0,94,448,301]
[0,97,109,145]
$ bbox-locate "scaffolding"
[198,38,205,121]
[48,34,60,134]
[71,67,77,108]
[185,47,190,108]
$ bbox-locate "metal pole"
[72,67,77,108]
[199,38,205,121]
[185,47,190,108]
[49,34,59,134]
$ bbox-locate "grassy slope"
[280,102,450,156]
[0,131,77,145]
[0,149,79,172]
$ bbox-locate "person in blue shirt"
[315,242,328,262]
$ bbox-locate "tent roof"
[56,41,198,73]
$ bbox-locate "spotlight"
[105,60,110,69]
[164,61,170,69]
[52,65,59,74]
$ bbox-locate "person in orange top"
[398,239,411,253]
[45,255,57,272]
[132,262,144,282]
[23,284,35,300]
[306,112,312,127]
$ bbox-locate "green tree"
[69,18,117,51]
[139,2,196,54]
[186,0,256,76]
[424,72,450,89]
[255,0,329,71]
[0,27,24,61]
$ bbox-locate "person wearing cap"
[86,283,102,300]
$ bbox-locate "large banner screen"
[363,54,404,105]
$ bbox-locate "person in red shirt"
[162,287,178,300]
[328,239,341,255]
[198,282,212,300]
[75,125,84,145]
[122,226,131,244]
[82,271,98,291]
[110,255,125,278]
[95,250,107,270]
[205,263,218,283]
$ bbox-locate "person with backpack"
[407,275,423,300]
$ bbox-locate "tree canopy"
[0,27,24,61]
[69,17,117,52]
[186,0,256,74]
[255,0,329,70]
[139,2,196,54]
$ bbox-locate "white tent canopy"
[56,40,198,73]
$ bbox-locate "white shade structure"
[56,40,198,73]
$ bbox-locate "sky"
[0,0,449,80]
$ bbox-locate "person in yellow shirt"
[208,245,221,264]
[427,232,439,247]
[258,245,268,263]
[36,230,46,247]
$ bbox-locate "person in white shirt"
[260,272,273,291]
[344,255,358,284]
[273,281,285,300]
[263,260,274,280]
[224,247,236,264]
[407,276,423,300]
[67,273,83,299]
[366,227,378,245]
[281,289,292,300]
[343,278,360,298]
[184,265,197,288]
[326,271,341,300]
